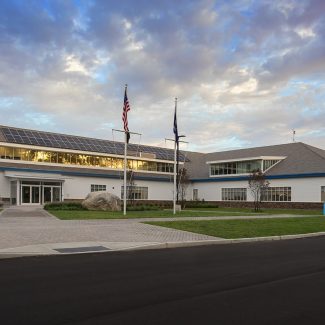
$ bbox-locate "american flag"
[122,87,130,143]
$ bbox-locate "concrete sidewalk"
[0,206,323,259]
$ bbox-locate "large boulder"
[82,192,121,211]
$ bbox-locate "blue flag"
[173,102,179,146]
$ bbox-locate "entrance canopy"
[4,171,68,205]
[4,171,68,182]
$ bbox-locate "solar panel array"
[0,126,188,162]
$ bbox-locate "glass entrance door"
[21,185,40,204]
[43,186,52,203]
[43,186,61,203]
[22,186,31,204]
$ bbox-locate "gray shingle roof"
[187,142,325,179]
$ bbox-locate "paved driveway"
[0,207,218,255]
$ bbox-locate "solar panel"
[0,126,188,161]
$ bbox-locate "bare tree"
[248,169,270,212]
[178,167,190,208]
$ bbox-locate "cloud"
[0,0,324,152]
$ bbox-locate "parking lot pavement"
[0,207,219,256]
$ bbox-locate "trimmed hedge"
[185,202,219,208]
[127,204,161,211]
[44,202,87,211]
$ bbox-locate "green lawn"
[49,209,257,220]
[186,207,322,215]
[49,207,323,220]
[146,217,325,239]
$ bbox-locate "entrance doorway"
[18,181,63,205]
[21,185,41,204]
[43,186,61,204]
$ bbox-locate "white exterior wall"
[268,178,325,203]
[63,176,174,201]
[2,167,325,203]
[191,180,250,201]
[1,169,174,202]
[136,180,173,200]
[192,177,325,203]
[0,172,10,198]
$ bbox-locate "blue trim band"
[191,172,325,182]
[0,166,171,182]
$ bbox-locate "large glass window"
[222,188,247,201]
[211,160,262,176]
[0,145,174,174]
[121,186,148,200]
[261,187,291,202]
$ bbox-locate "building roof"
[1,125,325,180]
[187,142,325,179]
[0,125,187,162]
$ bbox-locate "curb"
[124,231,325,251]
[1,231,325,260]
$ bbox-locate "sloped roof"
[187,142,325,179]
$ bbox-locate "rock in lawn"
[82,192,121,211]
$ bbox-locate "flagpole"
[173,98,177,215]
[123,138,127,217]
[173,138,177,215]
[123,84,128,216]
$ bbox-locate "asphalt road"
[1,237,325,325]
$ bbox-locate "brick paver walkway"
[0,207,218,250]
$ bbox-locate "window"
[321,186,325,202]
[91,184,106,192]
[121,186,148,200]
[193,189,198,200]
[222,188,247,201]
[211,160,262,176]
[263,160,281,171]
[261,187,291,202]
[0,145,174,174]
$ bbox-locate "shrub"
[126,204,161,211]
[185,202,219,208]
[44,202,87,210]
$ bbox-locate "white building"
[0,125,324,208]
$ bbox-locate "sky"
[0,0,325,153]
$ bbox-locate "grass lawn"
[186,207,322,215]
[49,209,257,220]
[146,216,325,239]
[49,207,323,220]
